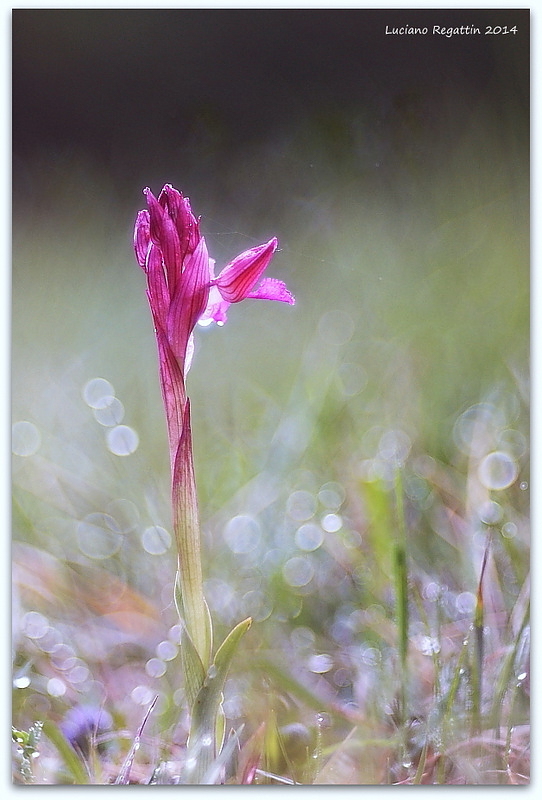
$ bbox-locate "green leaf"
[42,720,89,785]
[184,617,251,784]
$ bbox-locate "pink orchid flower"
[133,184,294,666]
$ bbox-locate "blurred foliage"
[12,76,529,783]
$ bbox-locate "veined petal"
[146,243,169,331]
[167,237,211,365]
[155,327,187,475]
[144,187,182,294]
[214,237,278,303]
[162,184,201,261]
[144,187,164,246]
[248,277,295,305]
[134,209,150,269]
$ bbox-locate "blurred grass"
[12,89,529,783]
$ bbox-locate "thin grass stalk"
[471,535,490,736]
[393,470,409,728]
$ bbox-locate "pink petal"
[134,210,150,269]
[248,277,295,305]
[214,237,278,303]
[161,184,200,262]
[167,237,211,365]
[145,243,169,331]
[199,285,230,326]
[144,187,182,295]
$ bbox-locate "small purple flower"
[61,705,113,756]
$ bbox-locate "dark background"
[13,8,529,194]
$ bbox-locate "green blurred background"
[12,8,529,780]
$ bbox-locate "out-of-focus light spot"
[498,429,527,459]
[107,499,139,533]
[142,525,171,555]
[14,676,31,689]
[22,611,49,639]
[290,626,315,651]
[77,512,123,559]
[378,429,411,466]
[83,378,115,409]
[423,582,441,602]
[146,658,167,678]
[36,627,63,654]
[502,522,518,539]
[156,640,178,661]
[204,579,237,620]
[333,669,351,687]
[222,694,244,719]
[131,685,155,706]
[456,591,476,615]
[318,309,355,345]
[295,523,324,551]
[106,425,139,456]
[51,644,77,671]
[223,515,261,554]
[318,482,345,510]
[478,500,503,525]
[321,513,342,533]
[308,653,333,673]
[478,451,518,490]
[93,397,125,426]
[520,481,528,491]
[338,362,367,396]
[12,421,41,456]
[282,555,314,587]
[287,490,316,522]
[412,635,441,656]
[47,678,66,697]
[342,529,362,548]
[68,663,90,685]
[241,590,273,622]
[453,403,498,457]
[168,624,182,644]
[360,645,381,666]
